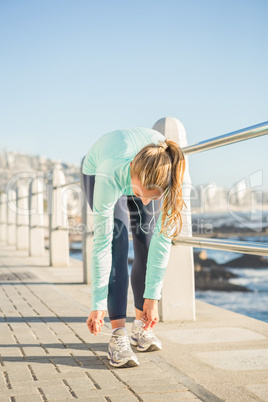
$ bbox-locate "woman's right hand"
[86,310,106,335]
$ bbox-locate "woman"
[82,127,185,368]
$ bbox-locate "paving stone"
[89,368,125,388]
[0,346,24,358]
[62,377,96,397]
[27,361,59,379]
[55,371,90,380]
[23,346,48,357]
[115,371,168,381]
[11,333,39,345]
[45,345,73,356]
[123,377,179,387]
[0,386,41,397]
[9,394,43,402]
[108,394,138,402]
[138,391,199,400]
[67,346,95,357]
[0,371,7,389]
[51,355,80,368]
[7,365,33,383]
[118,366,162,377]
[74,355,106,367]
[38,383,73,400]
[131,384,188,394]
[88,387,136,397]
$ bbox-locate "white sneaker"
[130,321,162,352]
[107,328,139,368]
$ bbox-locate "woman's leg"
[127,196,162,316]
[108,195,129,328]
[82,173,129,328]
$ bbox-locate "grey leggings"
[82,173,162,321]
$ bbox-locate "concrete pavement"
[0,244,267,401]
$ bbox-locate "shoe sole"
[137,343,162,352]
[131,336,162,352]
[107,352,139,368]
[130,337,138,346]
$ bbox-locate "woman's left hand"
[142,299,159,330]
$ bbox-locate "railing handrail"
[173,236,268,257]
[52,179,81,190]
[181,121,268,155]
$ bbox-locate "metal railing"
[182,121,268,155]
[173,236,268,257]
[174,120,268,257]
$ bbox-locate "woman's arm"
[142,299,159,330]
[143,210,173,308]
[90,168,121,311]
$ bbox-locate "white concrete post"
[7,189,16,246]
[16,184,29,250]
[48,165,69,266]
[0,193,7,243]
[29,178,45,256]
[80,157,94,284]
[153,117,196,321]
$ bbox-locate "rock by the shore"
[220,254,268,268]
[195,267,251,292]
[193,251,252,292]
[195,277,251,292]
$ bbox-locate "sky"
[0,0,267,190]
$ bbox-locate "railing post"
[48,165,69,266]
[153,117,196,321]
[0,193,7,243]
[29,178,45,256]
[7,189,16,246]
[80,158,93,284]
[16,184,29,250]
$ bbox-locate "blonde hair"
[130,139,186,240]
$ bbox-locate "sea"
[70,210,268,323]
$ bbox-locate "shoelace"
[112,334,131,352]
[96,330,131,338]
[134,325,156,339]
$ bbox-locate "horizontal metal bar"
[173,236,268,257]
[52,227,69,231]
[29,225,49,229]
[52,180,81,190]
[1,182,82,202]
[181,121,268,155]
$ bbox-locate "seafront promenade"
[0,243,267,402]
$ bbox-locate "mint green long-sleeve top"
[82,127,172,311]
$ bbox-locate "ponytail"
[160,139,186,240]
[130,138,186,240]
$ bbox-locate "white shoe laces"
[113,334,131,352]
[134,325,155,339]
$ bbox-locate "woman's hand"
[86,310,106,335]
[142,299,159,330]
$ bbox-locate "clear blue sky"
[0,0,267,189]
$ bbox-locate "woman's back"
[83,127,165,175]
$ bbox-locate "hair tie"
[160,141,168,150]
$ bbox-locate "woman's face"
[130,163,164,205]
